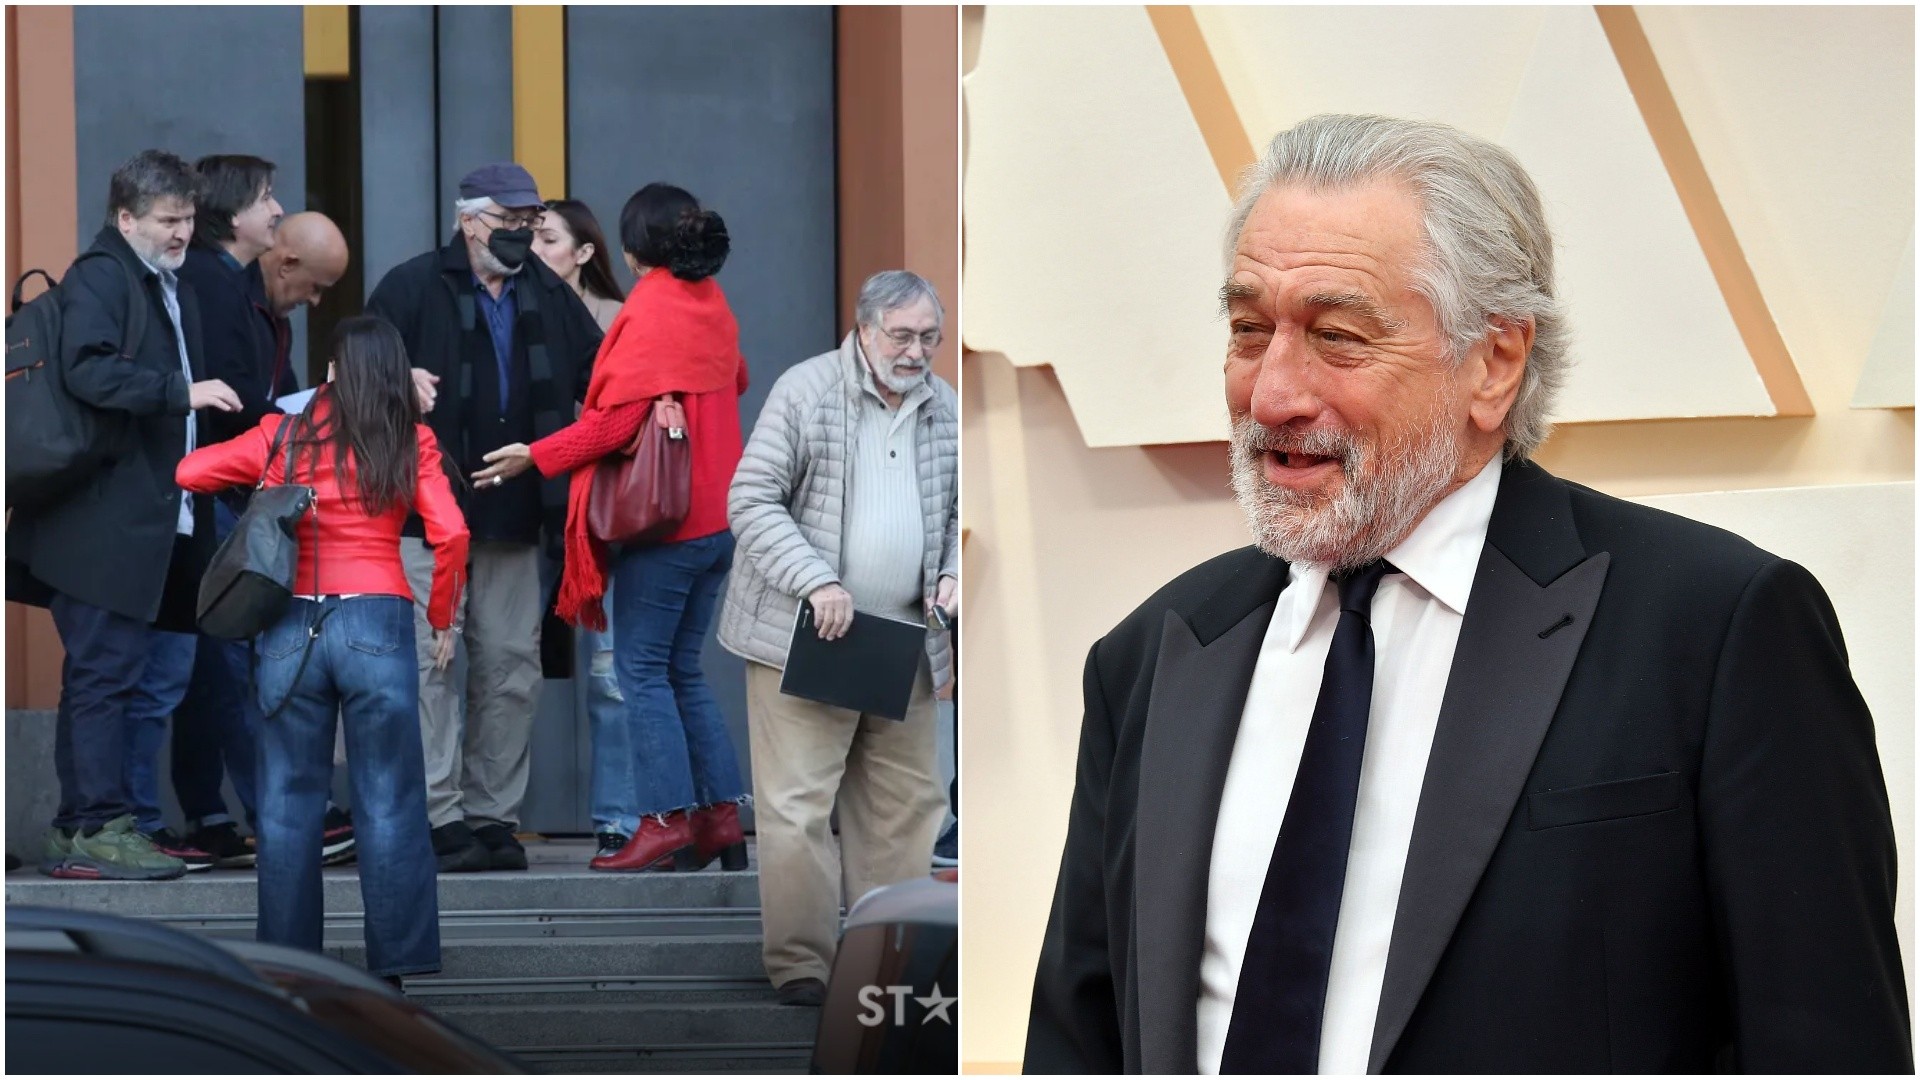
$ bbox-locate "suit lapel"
[1135,550,1286,1073]
[1368,460,1610,1072]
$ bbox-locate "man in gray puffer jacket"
[719,270,958,1005]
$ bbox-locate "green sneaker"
[37,827,73,876]
[59,815,186,881]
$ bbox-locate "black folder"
[780,601,926,721]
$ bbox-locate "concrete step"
[510,1045,811,1074]
[332,934,767,981]
[166,906,763,942]
[5,864,762,917]
[439,1001,819,1051]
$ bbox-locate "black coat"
[365,233,600,549]
[7,227,217,626]
[175,245,295,446]
[1024,459,1909,1073]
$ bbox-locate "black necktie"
[1220,559,1394,1074]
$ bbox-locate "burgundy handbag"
[588,403,691,545]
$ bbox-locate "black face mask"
[487,227,533,271]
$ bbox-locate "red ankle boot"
[591,811,694,872]
[673,801,749,871]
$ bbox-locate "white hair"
[1224,114,1571,460]
[453,195,499,230]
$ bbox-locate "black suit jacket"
[1025,459,1909,1073]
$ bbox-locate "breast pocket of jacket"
[1527,771,1684,830]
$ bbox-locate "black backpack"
[5,252,145,511]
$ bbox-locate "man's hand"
[809,583,855,640]
[189,379,242,413]
[473,443,533,488]
[431,627,456,672]
[653,395,687,431]
[929,574,958,622]
[411,368,440,414]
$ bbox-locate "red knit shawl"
[555,269,743,630]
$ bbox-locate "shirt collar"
[217,248,244,273]
[474,272,517,301]
[1274,453,1503,652]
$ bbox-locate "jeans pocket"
[342,599,407,657]
[256,609,309,662]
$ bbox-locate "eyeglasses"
[478,208,542,231]
[882,328,942,351]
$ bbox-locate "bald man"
[259,210,348,322]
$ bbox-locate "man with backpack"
[6,149,242,880]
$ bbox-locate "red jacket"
[177,406,470,629]
[529,358,748,544]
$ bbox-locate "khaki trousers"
[745,659,947,987]
[401,539,543,830]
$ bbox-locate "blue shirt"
[473,274,518,409]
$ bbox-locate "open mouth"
[1269,449,1337,470]
[1262,447,1343,488]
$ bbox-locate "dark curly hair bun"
[668,208,729,281]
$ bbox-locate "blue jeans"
[253,596,439,977]
[123,629,198,835]
[586,580,640,836]
[609,531,745,816]
[171,499,261,829]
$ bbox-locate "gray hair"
[452,195,498,230]
[105,149,200,227]
[1225,114,1570,459]
[855,270,944,329]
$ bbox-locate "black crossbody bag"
[196,411,331,718]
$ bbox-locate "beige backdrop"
[959,5,1915,1072]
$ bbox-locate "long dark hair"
[303,316,422,515]
[543,198,624,303]
[619,183,728,281]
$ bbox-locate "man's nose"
[1247,338,1320,430]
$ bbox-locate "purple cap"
[458,162,542,209]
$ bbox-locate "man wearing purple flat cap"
[367,162,604,873]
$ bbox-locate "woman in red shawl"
[474,184,749,873]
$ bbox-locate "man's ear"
[1466,317,1533,437]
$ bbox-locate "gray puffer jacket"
[719,333,959,691]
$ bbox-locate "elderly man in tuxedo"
[1024,114,1908,1074]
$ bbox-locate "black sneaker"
[594,832,629,859]
[931,821,958,868]
[144,828,215,873]
[431,821,490,873]
[471,823,529,871]
[776,977,827,1007]
[321,806,356,866]
[186,822,255,869]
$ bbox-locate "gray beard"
[473,245,524,279]
[131,234,185,272]
[1228,399,1464,574]
[876,363,928,396]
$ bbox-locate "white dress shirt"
[1197,454,1503,1074]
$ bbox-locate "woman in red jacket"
[475,183,748,873]
[177,315,469,983]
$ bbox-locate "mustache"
[1233,418,1359,463]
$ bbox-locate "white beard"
[1228,397,1465,574]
